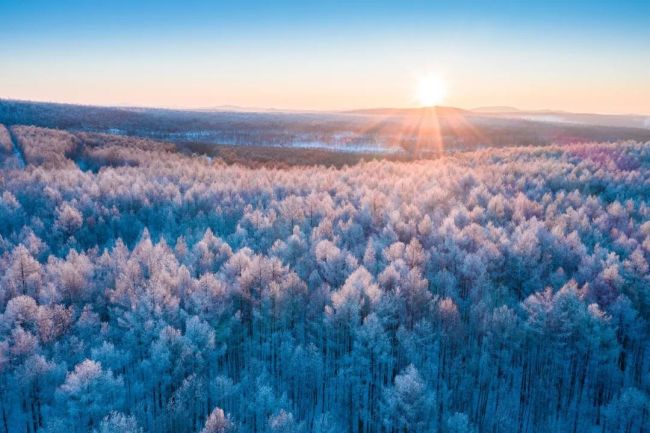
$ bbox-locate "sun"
[417,76,447,107]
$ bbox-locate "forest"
[3,100,650,155]
[0,124,649,433]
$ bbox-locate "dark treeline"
[0,125,649,433]
[3,100,650,154]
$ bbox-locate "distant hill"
[471,106,521,113]
[1,99,649,156]
[482,110,650,130]
[344,106,469,116]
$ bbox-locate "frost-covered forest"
[0,125,649,433]
[3,100,650,155]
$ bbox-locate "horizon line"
[1,96,648,118]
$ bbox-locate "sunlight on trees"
[0,124,648,433]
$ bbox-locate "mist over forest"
[2,100,650,157]
[0,116,648,433]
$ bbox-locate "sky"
[1,0,649,114]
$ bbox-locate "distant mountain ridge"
[344,106,469,116]
[1,99,649,156]
[471,106,521,113]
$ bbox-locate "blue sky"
[1,0,649,113]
